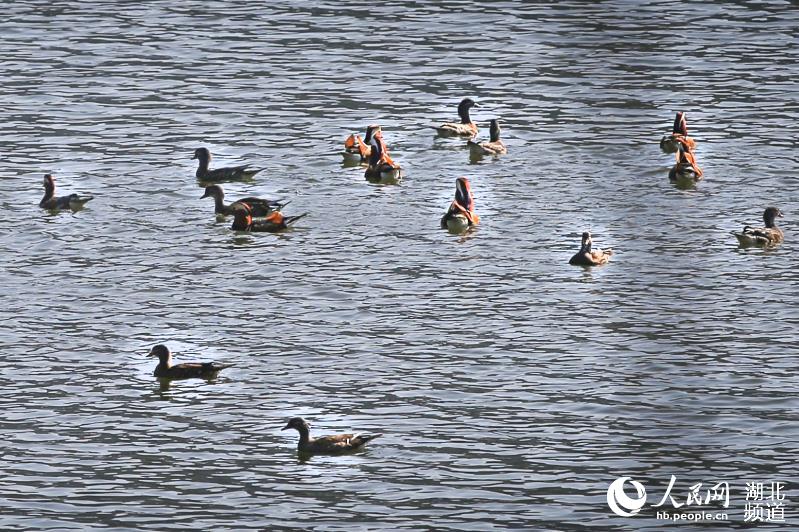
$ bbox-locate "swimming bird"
[733,207,784,247]
[435,98,479,137]
[569,231,613,266]
[282,417,382,455]
[669,142,703,183]
[467,119,507,156]
[200,184,286,217]
[440,177,479,233]
[342,125,379,164]
[147,344,233,379]
[192,147,265,182]
[39,174,93,210]
[230,202,308,232]
[660,111,696,154]
[364,130,402,182]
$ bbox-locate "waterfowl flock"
[38,101,784,456]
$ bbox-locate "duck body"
[200,185,285,217]
[147,344,232,380]
[436,98,479,137]
[193,147,264,183]
[733,207,784,247]
[440,177,479,233]
[468,119,507,156]
[230,203,308,232]
[569,232,612,266]
[365,129,402,182]
[282,417,382,455]
[39,174,93,210]
[669,142,703,183]
[660,112,697,154]
[342,125,379,164]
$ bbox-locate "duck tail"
[356,433,383,446]
[284,213,309,226]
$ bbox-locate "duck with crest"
[468,119,507,156]
[230,202,308,232]
[200,184,286,217]
[192,147,265,182]
[669,142,704,183]
[733,207,784,247]
[39,174,93,210]
[147,344,233,379]
[660,111,697,154]
[364,129,402,181]
[440,177,480,233]
[435,98,479,137]
[342,125,380,164]
[569,231,613,266]
[282,417,382,455]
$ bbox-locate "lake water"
[1,1,797,530]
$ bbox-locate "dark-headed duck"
[733,207,784,247]
[282,417,382,455]
[200,184,286,217]
[147,344,232,379]
[193,147,265,183]
[39,174,93,210]
[569,231,613,266]
[435,98,479,138]
[467,119,507,156]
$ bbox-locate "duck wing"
[161,362,232,379]
[203,165,264,182]
[237,197,288,217]
[309,432,382,453]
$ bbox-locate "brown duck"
[230,202,308,232]
[200,184,286,216]
[39,174,93,210]
[435,98,479,137]
[569,231,613,266]
[467,119,507,156]
[282,417,382,455]
[733,207,784,247]
[660,111,697,154]
[147,344,233,379]
[193,147,265,182]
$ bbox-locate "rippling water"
[1,1,798,530]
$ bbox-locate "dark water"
[1,1,797,530]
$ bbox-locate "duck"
[668,143,703,183]
[192,147,265,182]
[200,184,286,217]
[364,129,402,182]
[39,174,93,210]
[569,231,613,266]
[435,98,479,137]
[282,417,382,455]
[440,177,480,233]
[733,207,784,247]
[147,344,232,379]
[660,111,697,154]
[230,202,308,232]
[467,119,507,156]
[342,125,379,164]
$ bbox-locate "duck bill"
[146,350,155,358]
[281,424,291,430]
[200,191,210,199]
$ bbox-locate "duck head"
[763,207,783,228]
[230,202,254,230]
[192,147,211,162]
[282,417,311,432]
[454,177,475,211]
[43,174,56,196]
[458,98,478,123]
[200,184,224,200]
[147,344,172,364]
[580,231,593,252]
[672,112,688,136]
[364,125,381,144]
[489,119,501,142]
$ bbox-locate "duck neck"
[213,193,226,212]
[765,214,777,228]
[43,181,55,201]
[196,155,210,177]
[459,105,472,124]
[296,425,311,448]
[159,353,172,370]
[489,122,500,142]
